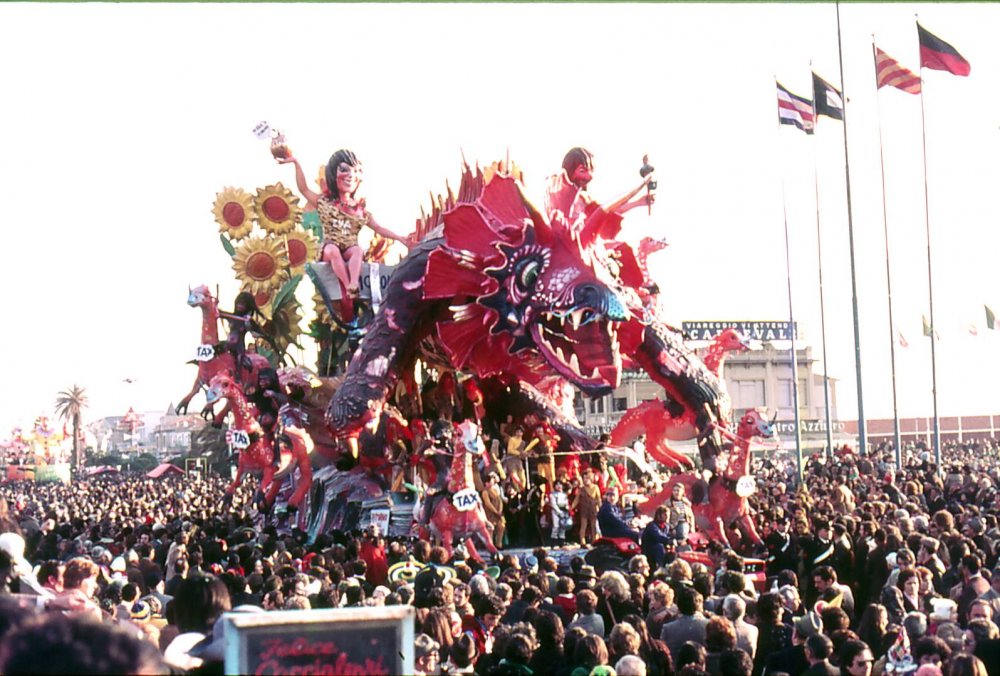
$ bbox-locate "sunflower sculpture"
[262,302,304,355]
[253,183,301,235]
[212,187,255,241]
[284,229,318,275]
[232,236,289,298]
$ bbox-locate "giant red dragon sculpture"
[324,163,732,472]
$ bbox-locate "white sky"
[1,2,998,436]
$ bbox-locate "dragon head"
[737,408,777,441]
[187,284,214,308]
[715,328,753,354]
[425,168,627,395]
[205,373,239,405]
[456,420,485,455]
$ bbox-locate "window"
[734,380,765,408]
[613,397,628,412]
[777,379,794,409]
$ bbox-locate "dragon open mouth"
[205,386,223,404]
[531,309,622,393]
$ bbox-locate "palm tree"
[55,385,88,470]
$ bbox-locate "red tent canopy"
[146,463,184,479]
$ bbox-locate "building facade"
[575,344,845,450]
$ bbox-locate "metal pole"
[835,2,868,454]
[872,39,904,469]
[775,76,804,481]
[782,202,804,481]
[918,65,943,471]
[810,128,835,458]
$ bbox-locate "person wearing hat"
[765,514,799,579]
[763,610,823,676]
[576,564,598,591]
[414,633,441,676]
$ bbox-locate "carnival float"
[183,126,777,567]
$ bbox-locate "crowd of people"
[0,437,999,675]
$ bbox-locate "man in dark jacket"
[597,488,639,542]
[641,506,673,568]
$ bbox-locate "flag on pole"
[777,81,815,133]
[812,72,844,120]
[968,323,979,337]
[987,305,997,330]
[875,47,921,94]
[896,330,909,348]
[922,315,941,340]
[917,23,971,76]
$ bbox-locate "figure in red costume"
[544,147,655,246]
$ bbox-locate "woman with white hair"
[597,570,639,634]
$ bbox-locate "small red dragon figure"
[205,372,312,510]
[610,328,753,469]
[645,408,776,550]
[325,163,732,468]
[424,420,498,563]
[176,285,269,420]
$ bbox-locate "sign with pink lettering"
[222,606,414,675]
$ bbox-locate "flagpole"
[775,76,804,483]
[916,17,943,472]
[808,62,835,459]
[835,1,869,455]
[872,38,904,470]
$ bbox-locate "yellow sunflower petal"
[254,183,302,235]
[232,236,289,296]
[212,187,255,241]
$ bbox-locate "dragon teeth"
[569,352,580,375]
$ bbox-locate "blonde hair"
[598,571,630,603]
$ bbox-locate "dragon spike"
[518,182,553,244]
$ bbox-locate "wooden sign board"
[223,606,413,675]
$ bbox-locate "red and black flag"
[917,23,970,76]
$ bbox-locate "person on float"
[597,487,640,543]
[544,146,655,240]
[666,483,694,545]
[220,291,264,383]
[245,367,286,468]
[278,149,410,297]
[641,506,674,569]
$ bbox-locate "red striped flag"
[875,47,921,94]
[776,82,814,134]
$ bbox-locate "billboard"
[682,320,797,341]
[223,606,413,676]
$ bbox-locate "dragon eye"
[515,259,542,291]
